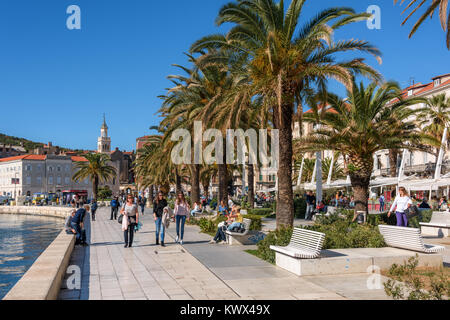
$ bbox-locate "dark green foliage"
[0,133,43,152]
[294,197,306,219]
[97,186,112,201]
[254,227,293,264]
[305,220,386,250]
[366,209,433,228]
[247,208,273,216]
[251,210,387,264]
[244,214,263,231]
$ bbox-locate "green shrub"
[254,226,293,264]
[244,214,263,231]
[97,186,112,201]
[384,255,450,300]
[250,215,386,264]
[247,208,273,216]
[190,216,227,236]
[305,220,386,249]
[366,209,433,228]
[294,197,306,219]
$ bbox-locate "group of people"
[120,191,191,248]
[65,204,90,246]
[210,204,244,244]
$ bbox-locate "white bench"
[378,225,445,253]
[270,228,325,259]
[226,218,252,245]
[420,212,450,237]
[270,228,326,275]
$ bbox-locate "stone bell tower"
[97,114,111,153]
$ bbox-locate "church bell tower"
[97,114,111,153]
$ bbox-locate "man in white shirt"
[389,187,413,227]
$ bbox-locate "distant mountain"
[0,133,44,152]
[0,133,75,153]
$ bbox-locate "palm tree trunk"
[92,176,99,202]
[389,149,399,177]
[350,175,371,213]
[218,164,228,204]
[202,182,209,198]
[274,102,294,228]
[190,164,200,204]
[247,163,255,208]
[175,167,182,193]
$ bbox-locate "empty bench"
[226,218,252,245]
[378,225,445,253]
[420,212,450,237]
[270,228,325,275]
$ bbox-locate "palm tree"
[73,153,117,202]
[297,80,427,213]
[322,156,345,181]
[417,93,450,164]
[191,0,382,228]
[394,0,450,49]
[134,134,178,196]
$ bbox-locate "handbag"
[118,215,123,224]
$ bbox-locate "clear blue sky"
[0,0,448,151]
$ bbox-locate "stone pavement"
[59,207,392,300]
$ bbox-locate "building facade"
[0,155,92,198]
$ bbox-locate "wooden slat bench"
[378,225,445,253]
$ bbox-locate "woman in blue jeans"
[153,192,168,246]
[174,192,190,245]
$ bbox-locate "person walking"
[389,187,413,227]
[153,192,168,246]
[174,192,190,245]
[91,200,98,221]
[305,191,316,220]
[110,197,119,220]
[379,194,385,212]
[139,196,146,215]
[120,195,139,248]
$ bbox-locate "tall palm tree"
[417,93,450,163]
[73,153,117,201]
[191,0,382,228]
[297,80,427,213]
[395,0,450,49]
[134,134,178,196]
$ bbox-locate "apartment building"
[0,154,93,198]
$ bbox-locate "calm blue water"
[0,214,63,300]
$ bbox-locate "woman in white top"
[120,194,139,248]
[174,192,190,245]
[389,187,413,227]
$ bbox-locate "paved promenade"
[59,207,393,300]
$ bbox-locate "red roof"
[71,156,88,162]
[0,155,46,162]
[0,154,88,163]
